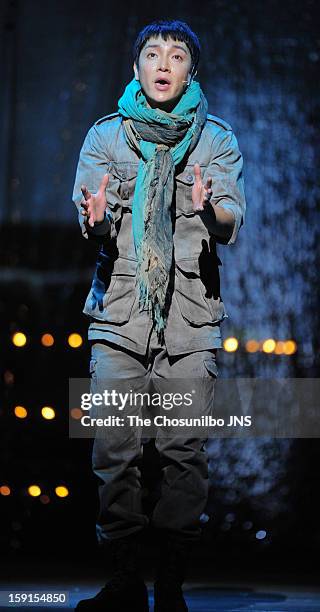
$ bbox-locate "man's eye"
[173,55,183,61]
[147,52,157,58]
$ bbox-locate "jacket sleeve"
[206,128,246,245]
[71,124,116,242]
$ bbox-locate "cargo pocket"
[109,162,139,210]
[175,165,207,216]
[175,258,227,326]
[83,257,137,324]
[89,358,98,382]
[203,354,219,378]
[175,168,196,217]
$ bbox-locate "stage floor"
[0,580,320,611]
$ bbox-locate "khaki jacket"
[72,112,246,355]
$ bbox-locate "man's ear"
[133,62,139,81]
[188,69,197,84]
[184,72,192,87]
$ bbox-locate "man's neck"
[145,94,183,114]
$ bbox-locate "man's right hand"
[80,173,110,227]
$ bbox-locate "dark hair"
[133,20,200,78]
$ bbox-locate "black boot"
[154,531,191,612]
[75,531,149,611]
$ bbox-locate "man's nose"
[158,57,170,71]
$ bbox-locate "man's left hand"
[192,163,213,212]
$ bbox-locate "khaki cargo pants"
[89,327,218,545]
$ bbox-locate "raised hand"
[80,173,110,227]
[192,163,213,212]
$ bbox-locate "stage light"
[274,341,285,355]
[4,370,14,385]
[40,495,50,505]
[55,486,69,498]
[14,406,27,419]
[41,406,55,420]
[255,529,267,540]
[41,333,54,347]
[262,338,276,353]
[283,340,297,355]
[242,520,253,530]
[12,332,27,347]
[224,337,238,352]
[68,333,83,348]
[200,513,210,523]
[28,485,41,497]
[245,339,260,353]
[0,485,11,496]
[71,408,83,420]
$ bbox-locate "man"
[73,19,246,612]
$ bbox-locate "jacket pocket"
[175,258,227,326]
[83,257,137,324]
[175,165,206,216]
[109,161,139,209]
[175,169,195,216]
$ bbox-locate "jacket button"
[120,171,126,179]
[186,174,193,183]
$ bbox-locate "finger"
[193,201,204,212]
[193,163,202,183]
[80,200,88,209]
[98,173,109,194]
[81,185,91,201]
[205,176,212,190]
[88,210,96,227]
[204,187,212,201]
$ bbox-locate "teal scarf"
[118,77,208,342]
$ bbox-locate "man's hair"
[133,20,201,78]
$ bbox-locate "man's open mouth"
[154,78,171,90]
[155,78,170,85]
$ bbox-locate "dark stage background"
[1,0,320,587]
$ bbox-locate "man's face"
[133,36,192,112]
